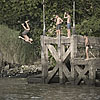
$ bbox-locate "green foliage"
[0,0,100,35]
[75,0,100,36]
[0,25,39,64]
[76,16,100,36]
[0,0,100,64]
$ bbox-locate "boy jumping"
[18,20,33,44]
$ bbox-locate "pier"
[41,35,100,85]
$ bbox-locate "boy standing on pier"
[55,15,63,36]
[84,35,89,60]
[64,12,71,38]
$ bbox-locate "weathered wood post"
[41,36,48,83]
[61,43,66,83]
[58,33,64,84]
[70,35,77,83]
[88,60,95,85]
[72,1,75,35]
[41,0,48,83]
[70,35,77,58]
[89,58,100,85]
[0,52,3,76]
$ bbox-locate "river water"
[0,78,100,100]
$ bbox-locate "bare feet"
[25,20,29,23]
[29,38,33,42]
[85,58,89,60]
[21,23,24,26]
[18,36,21,38]
[18,36,24,40]
[28,41,32,44]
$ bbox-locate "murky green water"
[0,78,100,100]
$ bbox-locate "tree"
[0,0,100,64]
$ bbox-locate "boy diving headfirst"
[18,20,33,44]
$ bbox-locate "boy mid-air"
[18,20,33,44]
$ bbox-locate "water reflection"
[0,78,100,100]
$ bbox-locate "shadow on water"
[0,78,100,100]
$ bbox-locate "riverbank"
[0,60,42,78]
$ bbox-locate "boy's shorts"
[67,23,71,29]
[56,24,61,30]
[22,30,29,35]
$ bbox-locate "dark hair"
[80,32,88,36]
[65,12,69,15]
[84,33,88,36]
[67,12,69,14]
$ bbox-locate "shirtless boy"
[64,12,71,38]
[18,20,33,44]
[55,15,63,36]
[84,35,89,60]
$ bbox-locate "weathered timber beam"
[75,65,87,84]
[89,58,100,69]
[41,35,100,45]
[70,35,78,59]
[75,65,83,74]
[59,62,64,84]
[77,35,100,46]
[41,35,100,47]
[77,45,100,49]
[41,36,70,44]
[61,36,70,44]
[63,64,71,81]
[62,47,71,62]
[94,59,100,69]
[75,65,89,85]
[45,36,58,44]
[47,45,59,62]
[77,35,84,43]
[71,58,88,65]
[41,36,48,83]
[89,37,100,45]
[47,64,59,83]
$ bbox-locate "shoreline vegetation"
[0,24,39,64]
[0,25,41,78]
[0,0,100,79]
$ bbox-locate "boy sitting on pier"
[18,20,33,44]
